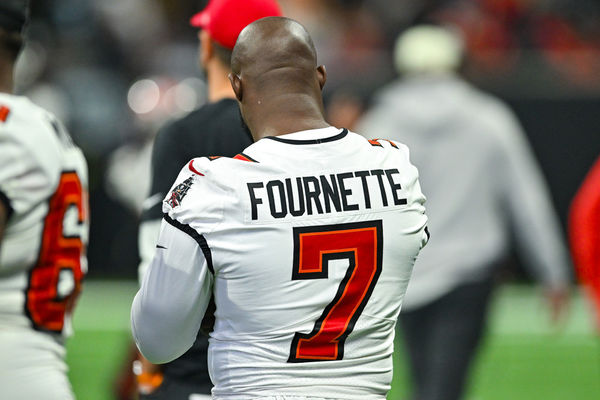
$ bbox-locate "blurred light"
[174,81,198,113]
[177,78,207,112]
[127,79,160,114]
[182,78,207,104]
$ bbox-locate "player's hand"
[133,352,164,395]
[544,286,570,325]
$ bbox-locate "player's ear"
[199,30,213,66]
[229,73,243,101]
[316,65,327,90]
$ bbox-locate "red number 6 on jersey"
[25,171,87,333]
[288,220,383,362]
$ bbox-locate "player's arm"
[131,217,214,364]
[131,125,188,392]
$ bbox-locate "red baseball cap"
[190,0,282,49]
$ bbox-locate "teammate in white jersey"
[0,2,89,399]
[132,17,428,399]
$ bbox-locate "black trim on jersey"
[0,189,14,220]
[266,129,348,145]
[163,214,214,275]
[288,220,383,363]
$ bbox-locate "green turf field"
[67,282,600,400]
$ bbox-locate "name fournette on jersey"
[247,169,407,220]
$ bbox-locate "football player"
[0,1,89,399]
[132,17,428,399]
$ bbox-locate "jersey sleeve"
[131,219,214,363]
[0,124,60,220]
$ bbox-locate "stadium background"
[17,0,600,399]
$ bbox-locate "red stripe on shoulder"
[233,153,259,163]
[369,138,399,149]
[368,139,383,147]
[233,154,250,161]
[188,160,204,176]
[0,105,10,122]
[385,139,398,149]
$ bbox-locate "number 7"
[288,220,383,362]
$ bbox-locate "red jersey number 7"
[288,220,383,362]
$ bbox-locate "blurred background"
[17,0,600,399]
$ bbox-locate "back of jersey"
[0,94,89,336]
[166,127,427,399]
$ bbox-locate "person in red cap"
[130,1,282,399]
[190,0,282,49]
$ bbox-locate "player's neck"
[247,93,330,140]
[206,61,235,103]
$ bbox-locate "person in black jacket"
[134,1,282,399]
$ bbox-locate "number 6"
[25,171,87,333]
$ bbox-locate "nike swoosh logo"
[156,245,167,249]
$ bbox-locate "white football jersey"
[0,93,89,336]
[132,127,428,399]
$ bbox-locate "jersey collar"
[264,127,348,145]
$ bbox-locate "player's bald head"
[228,17,328,140]
[231,17,317,77]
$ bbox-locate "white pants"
[0,328,74,400]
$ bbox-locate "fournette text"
[247,169,407,220]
